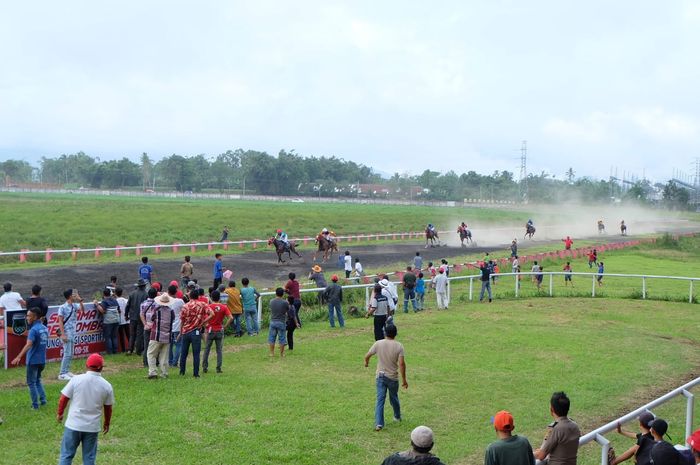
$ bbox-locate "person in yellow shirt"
[224,281,243,337]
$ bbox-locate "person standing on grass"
[562,236,573,250]
[432,269,449,309]
[203,290,232,373]
[126,279,148,356]
[212,253,224,290]
[534,391,580,465]
[146,293,175,379]
[58,289,84,381]
[649,419,682,465]
[531,261,539,284]
[241,277,260,336]
[11,308,48,410]
[166,285,185,366]
[25,284,48,322]
[178,289,214,378]
[220,226,229,242]
[324,274,344,328]
[224,281,243,337]
[354,257,364,283]
[479,262,492,303]
[309,265,328,304]
[115,287,129,352]
[366,284,393,341]
[284,272,302,322]
[511,256,519,275]
[180,256,194,289]
[0,281,26,316]
[139,288,158,368]
[344,250,353,278]
[364,324,407,432]
[510,239,518,258]
[536,266,544,291]
[687,429,700,465]
[138,256,154,283]
[485,410,535,465]
[610,411,655,465]
[413,252,423,271]
[415,273,426,311]
[381,425,445,465]
[597,262,605,286]
[380,276,399,307]
[95,289,120,355]
[402,266,418,313]
[563,262,573,287]
[268,288,288,357]
[588,249,598,269]
[285,296,301,351]
[57,353,114,465]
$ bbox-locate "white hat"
[379,278,389,287]
[155,293,173,307]
[411,426,434,448]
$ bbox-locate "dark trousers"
[373,315,387,341]
[203,330,223,371]
[286,321,297,350]
[142,329,151,367]
[179,330,202,377]
[118,324,130,352]
[128,320,144,354]
[213,278,222,289]
[102,323,119,354]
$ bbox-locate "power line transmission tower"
[695,158,700,207]
[519,140,528,202]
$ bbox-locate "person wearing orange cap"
[485,410,535,465]
[687,429,700,464]
[57,353,114,465]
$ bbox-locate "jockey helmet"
[277,229,282,234]
[428,223,433,228]
[322,228,328,233]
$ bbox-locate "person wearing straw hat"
[309,264,327,304]
[146,293,175,379]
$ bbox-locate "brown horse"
[425,228,440,248]
[268,237,302,263]
[313,234,338,262]
[524,224,536,240]
[457,226,472,246]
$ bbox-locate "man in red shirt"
[562,236,573,250]
[203,290,232,374]
[178,290,214,378]
[284,272,302,318]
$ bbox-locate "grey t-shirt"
[269,297,289,322]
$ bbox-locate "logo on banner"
[12,314,27,336]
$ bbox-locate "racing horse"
[457,226,473,246]
[425,227,441,248]
[268,237,302,263]
[313,233,338,262]
[620,221,627,236]
[524,223,536,240]
[597,220,605,234]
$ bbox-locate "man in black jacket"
[126,279,148,355]
[381,425,446,465]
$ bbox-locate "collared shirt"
[0,291,24,310]
[285,280,300,299]
[139,298,157,326]
[241,287,258,311]
[150,306,174,343]
[213,260,223,279]
[58,302,79,336]
[27,320,48,365]
[62,371,115,433]
[207,303,231,332]
[485,435,535,465]
[180,300,210,335]
[181,262,193,278]
[539,416,581,465]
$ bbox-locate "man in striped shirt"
[146,293,175,379]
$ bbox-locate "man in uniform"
[534,391,580,465]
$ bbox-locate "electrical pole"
[519,140,528,202]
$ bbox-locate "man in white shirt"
[432,269,449,309]
[344,251,353,278]
[0,281,26,315]
[57,353,114,465]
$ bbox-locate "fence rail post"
[683,389,694,444]
[642,276,646,299]
[549,274,553,297]
[592,276,596,297]
[690,281,694,304]
[469,278,473,301]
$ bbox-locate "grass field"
[2,237,700,465]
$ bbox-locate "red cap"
[86,353,104,369]
[493,410,514,431]
[277,229,282,233]
[152,282,161,291]
[331,274,339,281]
[169,280,179,288]
[688,429,700,452]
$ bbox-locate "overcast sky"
[1,1,698,183]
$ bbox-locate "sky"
[1,1,699,183]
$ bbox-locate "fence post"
[191,244,197,253]
[94,247,101,259]
[468,277,473,301]
[257,294,262,330]
[115,246,122,258]
[642,277,646,299]
[592,275,596,297]
[690,281,694,304]
[135,244,142,256]
[682,389,694,444]
[549,273,553,297]
[19,249,28,263]
[72,247,79,261]
[365,286,370,309]
[515,273,519,298]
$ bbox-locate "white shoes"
[57,373,72,381]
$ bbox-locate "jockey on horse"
[524,219,536,239]
[620,220,627,236]
[320,227,336,244]
[275,229,290,251]
[457,222,472,246]
[597,220,605,234]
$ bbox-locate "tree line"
[0,151,694,209]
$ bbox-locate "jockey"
[427,223,436,233]
[527,219,534,227]
[458,222,468,233]
[276,229,289,246]
[320,227,336,243]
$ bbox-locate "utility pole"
[519,140,528,202]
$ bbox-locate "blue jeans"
[102,323,119,354]
[244,309,258,335]
[179,330,202,377]
[59,334,74,375]
[479,280,492,301]
[231,314,242,335]
[169,331,181,366]
[328,302,344,327]
[375,374,400,428]
[416,291,425,310]
[403,287,417,312]
[267,320,287,345]
[26,364,46,408]
[59,427,98,465]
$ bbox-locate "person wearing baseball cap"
[611,411,655,465]
[687,429,700,464]
[323,274,344,328]
[649,419,683,465]
[57,353,115,464]
[485,410,535,465]
[380,425,445,465]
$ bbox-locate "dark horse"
[524,223,536,240]
[425,228,440,248]
[457,226,472,246]
[268,237,302,263]
[597,221,605,234]
[620,221,627,236]
[313,234,338,262]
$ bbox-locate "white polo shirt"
[0,291,24,310]
[61,371,115,433]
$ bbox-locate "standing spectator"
[511,256,519,275]
[649,419,682,465]
[284,272,302,320]
[597,262,605,286]
[95,289,120,355]
[366,284,393,341]
[531,261,539,284]
[686,429,700,465]
[563,262,573,287]
[510,239,518,258]
[57,353,114,465]
[534,391,581,465]
[105,276,118,295]
[415,273,426,311]
[58,289,85,381]
[479,262,492,303]
[536,266,544,291]
[611,411,655,465]
[413,252,423,271]
[587,249,598,269]
[220,226,229,242]
[139,288,158,368]
[427,262,437,281]
[354,257,364,283]
[0,282,26,320]
[485,410,535,465]
[178,289,214,378]
[562,236,573,250]
[203,290,232,373]
[380,276,399,307]
[286,296,301,351]
[25,284,48,322]
[268,288,288,357]
[224,281,243,337]
[433,269,449,309]
[126,279,148,356]
[402,266,418,313]
[180,256,194,289]
[343,250,353,279]
[381,425,445,465]
[115,287,129,353]
[146,293,175,379]
[492,262,500,285]
[309,265,327,304]
[212,253,225,289]
[11,308,48,409]
[241,277,260,336]
[440,259,450,277]
[138,256,154,283]
[166,285,185,367]
[364,324,407,431]
[324,274,344,328]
